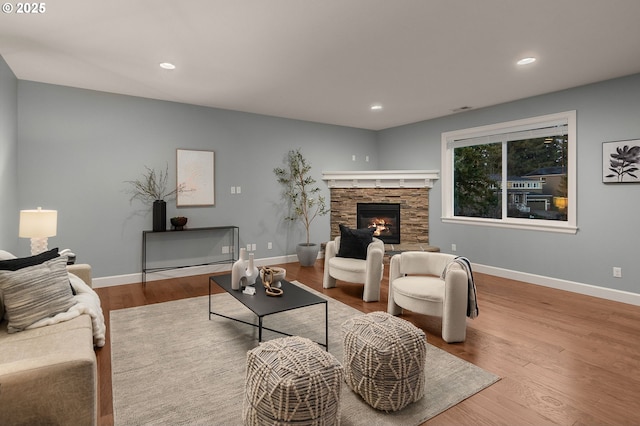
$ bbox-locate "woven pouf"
[341,311,427,412]
[243,336,344,426]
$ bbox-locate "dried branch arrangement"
[125,164,185,204]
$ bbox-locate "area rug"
[111,281,499,425]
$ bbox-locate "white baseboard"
[472,263,640,307]
[92,254,299,288]
[92,255,640,307]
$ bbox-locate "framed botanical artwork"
[176,149,215,206]
[602,139,640,183]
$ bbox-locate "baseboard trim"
[473,263,640,307]
[92,254,299,288]
[92,255,640,306]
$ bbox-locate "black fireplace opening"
[356,203,400,244]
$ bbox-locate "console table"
[142,226,239,287]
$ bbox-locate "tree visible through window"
[454,143,501,218]
[442,111,576,234]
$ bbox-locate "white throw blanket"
[26,273,106,347]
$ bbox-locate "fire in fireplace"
[356,203,401,244]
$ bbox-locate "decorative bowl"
[260,267,286,288]
[170,216,188,230]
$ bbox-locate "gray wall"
[3,52,639,297]
[377,73,640,295]
[0,56,18,252]
[15,81,376,277]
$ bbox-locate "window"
[441,111,577,233]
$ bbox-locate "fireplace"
[357,203,401,244]
[323,170,439,247]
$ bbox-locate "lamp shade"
[19,207,57,238]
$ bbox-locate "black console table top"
[142,225,239,234]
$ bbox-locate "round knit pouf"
[243,336,344,425]
[341,311,427,412]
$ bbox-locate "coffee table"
[209,274,329,350]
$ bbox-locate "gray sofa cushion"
[0,314,97,425]
[0,257,75,333]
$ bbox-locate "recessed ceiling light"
[159,62,176,70]
[517,57,536,66]
[370,104,383,111]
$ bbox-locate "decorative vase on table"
[231,248,248,290]
[296,243,320,267]
[246,253,259,285]
[152,200,166,232]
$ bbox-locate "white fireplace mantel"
[322,170,439,189]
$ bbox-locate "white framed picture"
[176,149,215,206]
[602,139,640,183]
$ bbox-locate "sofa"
[0,249,103,426]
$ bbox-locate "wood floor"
[94,260,640,425]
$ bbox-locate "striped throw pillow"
[0,256,75,333]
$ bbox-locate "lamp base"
[30,237,49,256]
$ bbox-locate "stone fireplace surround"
[322,170,439,251]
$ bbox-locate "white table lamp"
[19,207,58,255]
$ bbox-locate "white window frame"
[441,111,577,234]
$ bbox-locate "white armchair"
[322,236,384,302]
[387,251,468,343]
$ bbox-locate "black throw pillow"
[0,248,60,271]
[337,224,375,260]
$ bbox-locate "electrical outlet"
[613,267,622,278]
[246,244,252,251]
[352,154,356,161]
[230,186,236,194]
[236,186,242,194]
[451,243,457,252]
[251,243,256,251]
[222,246,229,254]
[267,242,273,249]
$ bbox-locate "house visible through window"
[441,111,577,234]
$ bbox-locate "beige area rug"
[111,281,499,425]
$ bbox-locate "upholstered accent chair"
[323,232,385,302]
[387,251,468,343]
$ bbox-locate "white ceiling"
[2,0,640,130]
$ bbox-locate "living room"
[1,2,640,424]
[2,62,639,305]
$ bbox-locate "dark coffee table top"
[210,273,326,317]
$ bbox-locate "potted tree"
[274,148,329,266]
[125,164,185,231]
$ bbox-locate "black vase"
[152,200,166,232]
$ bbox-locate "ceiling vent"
[452,106,473,113]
